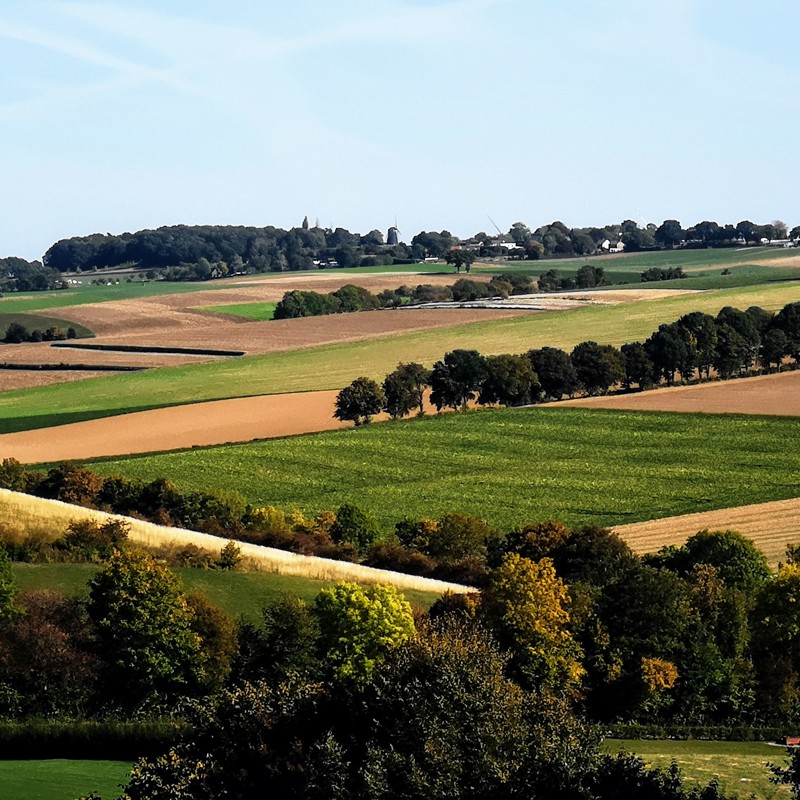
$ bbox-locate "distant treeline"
[41,224,414,274]
[273,274,534,319]
[2,216,794,283]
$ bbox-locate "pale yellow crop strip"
[0,488,470,594]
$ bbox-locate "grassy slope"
[603,740,790,799]
[1,281,799,434]
[12,563,440,619]
[87,406,800,533]
[0,760,131,800]
[0,312,93,338]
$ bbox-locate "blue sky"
[1,0,798,259]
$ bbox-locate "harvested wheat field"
[614,497,800,567]
[552,370,800,416]
[0,305,530,391]
[36,303,529,355]
[0,488,468,593]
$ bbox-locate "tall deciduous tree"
[528,347,580,399]
[621,342,654,389]
[429,349,487,411]
[313,583,415,683]
[444,248,477,273]
[570,341,625,395]
[479,353,541,406]
[334,377,386,426]
[87,550,203,706]
[382,362,430,419]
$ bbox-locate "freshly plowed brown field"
[551,371,800,416]
[0,389,446,462]
[614,497,800,567]
[0,390,345,462]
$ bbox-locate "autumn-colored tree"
[483,553,584,694]
[313,582,415,683]
[0,590,97,716]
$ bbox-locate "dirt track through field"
[613,498,800,567]
[550,370,800,416]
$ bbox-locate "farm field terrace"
[1,281,800,435]
[86,406,800,533]
[11,563,442,620]
[0,760,132,800]
[471,245,800,277]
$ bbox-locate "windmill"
[387,215,401,246]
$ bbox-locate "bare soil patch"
[0,369,110,391]
[551,371,800,416]
[614,497,800,567]
[0,390,447,462]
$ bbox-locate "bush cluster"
[2,321,77,344]
[641,266,686,282]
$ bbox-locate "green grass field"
[0,312,93,339]
[1,281,799,435]
[201,301,277,320]
[11,563,442,619]
[0,759,131,800]
[84,406,800,533]
[603,739,790,799]
[0,281,225,314]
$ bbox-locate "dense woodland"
[3,480,800,798]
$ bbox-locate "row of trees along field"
[333,300,800,424]
[5,515,800,798]
[0,217,793,284]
